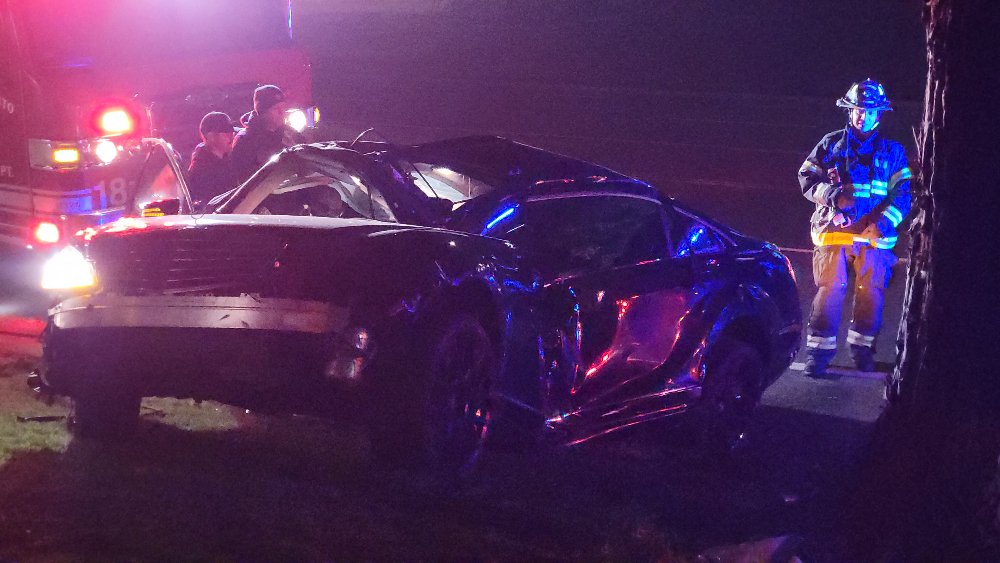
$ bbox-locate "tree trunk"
[849,0,1000,559]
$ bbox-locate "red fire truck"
[0,0,316,248]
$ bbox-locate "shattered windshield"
[17,0,291,67]
[229,155,396,222]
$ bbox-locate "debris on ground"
[699,535,804,563]
[15,415,66,424]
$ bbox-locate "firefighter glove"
[861,217,893,240]
[835,187,855,212]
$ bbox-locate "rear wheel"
[700,337,765,456]
[370,314,498,476]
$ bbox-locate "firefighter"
[231,84,304,184]
[798,78,912,376]
[187,112,238,209]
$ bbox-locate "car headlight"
[41,246,97,291]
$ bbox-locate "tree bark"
[850,0,1000,559]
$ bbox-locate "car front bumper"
[42,293,372,416]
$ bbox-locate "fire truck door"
[0,3,26,187]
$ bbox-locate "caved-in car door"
[481,192,703,434]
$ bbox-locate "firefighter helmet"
[836,78,893,111]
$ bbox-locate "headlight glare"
[94,139,119,164]
[286,109,308,132]
[41,246,97,291]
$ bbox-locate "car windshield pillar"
[224,155,300,214]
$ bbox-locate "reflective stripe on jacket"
[799,127,912,249]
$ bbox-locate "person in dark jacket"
[187,112,238,209]
[797,78,912,376]
[230,84,303,184]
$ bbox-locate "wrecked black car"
[39,136,800,469]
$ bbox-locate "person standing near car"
[797,78,912,376]
[231,84,303,184]
[187,112,238,209]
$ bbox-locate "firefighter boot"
[851,345,876,373]
[804,352,833,378]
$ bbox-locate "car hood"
[388,136,634,193]
[80,214,515,303]
[87,215,434,239]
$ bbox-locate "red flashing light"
[94,107,135,136]
[34,222,61,244]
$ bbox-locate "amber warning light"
[51,147,80,164]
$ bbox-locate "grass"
[0,344,846,561]
[0,355,248,466]
[0,348,699,560]
[0,356,71,465]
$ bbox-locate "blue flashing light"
[503,278,531,292]
[482,205,518,234]
[676,225,705,257]
[98,209,125,225]
[287,0,294,39]
[689,226,705,245]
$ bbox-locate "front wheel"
[370,314,498,476]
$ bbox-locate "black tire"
[699,337,765,456]
[370,314,499,476]
[69,390,141,441]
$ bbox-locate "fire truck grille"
[91,228,287,297]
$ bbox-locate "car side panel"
[545,255,735,443]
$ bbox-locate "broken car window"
[483,195,668,278]
[400,161,496,202]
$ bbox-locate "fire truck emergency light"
[286,109,308,132]
[52,147,80,164]
[34,222,61,245]
[98,108,134,136]
[94,139,119,164]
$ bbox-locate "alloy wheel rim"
[434,325,494,459]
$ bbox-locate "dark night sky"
[305,0,926,102]
[300,0,926,205]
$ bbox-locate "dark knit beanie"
[253,85,285,114]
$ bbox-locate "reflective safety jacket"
[799,127,912,249]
